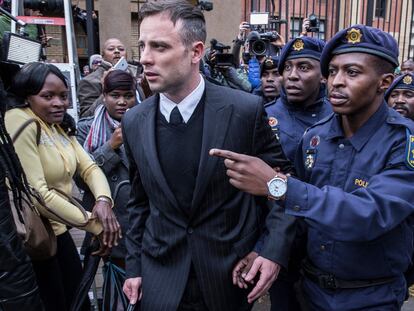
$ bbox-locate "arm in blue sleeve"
[285,166,414,242]
[253,231,266,254]
[260,201,297,268]
[251,101,296,266]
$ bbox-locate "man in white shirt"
[122,1,295,310]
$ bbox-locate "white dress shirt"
[159,75,205,123]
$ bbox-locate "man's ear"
[192,41,205,64]
[378,73,394,93]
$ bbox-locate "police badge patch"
[292,39,305,51]
[268,117,280,140]
[346,28,362,44]
[268,117,278,127]
[403,75,413,85]
[305,149,316,170]
[405,129,414,170]
[310,135,320,148]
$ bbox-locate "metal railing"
[245,0,414,62]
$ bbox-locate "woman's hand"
[109,126,123,149]
[91,200,122,249]
[92,232,111,257]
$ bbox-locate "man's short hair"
[373,57,395,75]
[139,0,206,47]
[402,59,414,66]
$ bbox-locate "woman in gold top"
[5,62,121,311]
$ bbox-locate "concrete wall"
[204,0,243,48]
[97,0,132,54]
[73,0,243,59]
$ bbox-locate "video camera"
[0,4,42,65]
[306,14,320,32]
[209,39,234,67]
[248,31,279,57]
[247,12,285,57]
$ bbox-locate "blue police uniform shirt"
[265,84,332,162]
[284,102,414,309]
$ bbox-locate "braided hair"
[0,77,36,220]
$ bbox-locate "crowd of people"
[1,0,414,310]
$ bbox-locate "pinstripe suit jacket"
[122,80,295,311]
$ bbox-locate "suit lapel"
[191,82,233,214]
[140,95,180,209]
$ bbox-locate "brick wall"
[44,25,65,62]
[131,14,139,61]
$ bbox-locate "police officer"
[386,73,414,120]
[386,73,414,294]
[211,25,414,310]
[233,37,332,311]
[257,56,283,104]
[265,36,332,162]
[266,36,331,311]
[400,59,414,74]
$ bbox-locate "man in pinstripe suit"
[122,1,296,310]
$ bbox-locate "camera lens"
[252,40,267,56]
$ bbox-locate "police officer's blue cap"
[320,25,399,78]
[385,73,414,101]
[261,56,279,77]
[277,36,325,75]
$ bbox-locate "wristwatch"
[267,174,288,200]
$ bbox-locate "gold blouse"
[5,107,112,236]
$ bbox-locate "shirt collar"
[159,75,205,123]
[326,101,389,151]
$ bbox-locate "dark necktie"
[169,106,183,125]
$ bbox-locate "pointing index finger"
[209,148,246,162]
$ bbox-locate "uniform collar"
[264,97,278,108]
[326,101,389,151]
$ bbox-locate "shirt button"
[187,227,194,234]
[320,244,326,251]
[96,157,104,166]
[387,117,395,122]
[293,205,301,211]
[339,143,345,149]
[312,114,317,117]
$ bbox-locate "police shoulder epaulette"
[386,112,414,170]
[303,112,335,135]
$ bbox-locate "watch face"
[268,177,287,197]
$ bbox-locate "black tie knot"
[170,106,183,125]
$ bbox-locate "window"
[375,0,387,18]
[290,17,326,41]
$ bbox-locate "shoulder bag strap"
[11,118,41,145]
